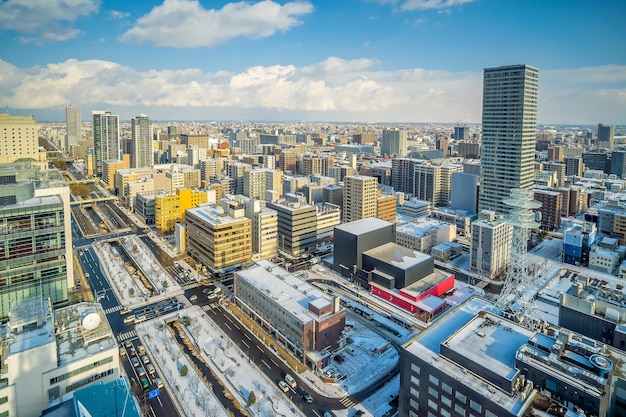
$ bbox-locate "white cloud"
[0,0,99,42]
[399,0,475,11]
[120,0,314,48]
[0,58,623,124]
[110,10,130,19]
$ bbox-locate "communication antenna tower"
[496,188,544,329]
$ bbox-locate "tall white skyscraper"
[479,64,539,215]
[65,105,81,151]
[381,129,407,157]
[131,114,153,168]
[92,111,120,177]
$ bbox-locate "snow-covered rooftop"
[363,242,431,270]
[334,217,393,235]
[396,218,451,236]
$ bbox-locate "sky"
[0,0,625,124]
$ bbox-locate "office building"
[399,296,626,417]
[155,188,209,234]
[234,260,346,367]
[328,165,357,183]
[267,196,317,256]
[582,152,610,173]
[352,133,376,144]
[0,114,39,164]
[457,140,481,158]
[226,162,252,195]
[396,219,456,254]
[131,114,153,168]
[412,163,462,207]
[610,150,626,179]
[547,145,564,161]
[342,175,378,223]
[242,198,278,261]
[316,202,341,246]
[564,156,584,177]
[323,184,343,208]
[333,218,396,275]
[479,64,539,215]
[598,123,615,150]
[92,111,120,177]
[597,200,626,244]
[278,150,297,173]
[533,188,562,231]
[186,204,252,273]
[301,155,333,176]
[134,192,156,225]
[450,172,478,214]
[381,129,407,157]
[469,211,513,280]
[563,220,597,266]
[243,168,281,200]
[376,193,397,223]
[0,299,120,417]
[65,105,81,151]
[0,165,72,317]
[454,125,469,140]
[432,208,477,237]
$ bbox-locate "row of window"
[49,356,113,385]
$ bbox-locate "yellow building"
[155,188,208,233]
[0,114,39,164]
[186,204,252,272]
[377,193,397,223]
[102,154,130,189]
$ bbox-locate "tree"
[180,365,188,376]
[52,159,67,170]
[184,316,191,327]
[247,391,256,406]
[129,288,135,297]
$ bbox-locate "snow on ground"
[119,235,178,291]
[360,374,398,417]
[173,306,304,417]
[93,241,147,306]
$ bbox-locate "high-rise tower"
[92,111,120,177]
[381,129,407,157]
[479,64,539,215]
[65,105,81,151]
[131,114,153,168]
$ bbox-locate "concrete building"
[399,296,626,417]
[154,188,209,234]
[457,140,481,158]
[92,111,120,177]
[234,260,346,368]
[454,126,470,140]
[185,204,252,273]
[534,188,562,231]
[131,114,153,168]
[352,133,376,144]
[226,162,252,195]
[342,175,378,223]
[316,203,340,246]
[563,220,597,266]
[376,193,397,223]
[333,218,395,276]
[242,198,278,261]
[401,199,431,218]
[541,161,566,187]
[0,114,39,164]
[583,152,610,173]
[598,123,615,151]
[564,156,584,177]
[278,150,297,174]
[610,151,626,179]
[412,163,462,207]
[0,299,120,417]
[323,184,343,208]
[597,200,626,244]
[381,129,407,157]
[134,192,156,225]
[479,64,539,215]
[328,165,357,183]
[450,172,478,214]
[432,208,477,237]
[64,105,81,151]
[0,165,72,317]
[267,196,317,257]
[396,219,456,254]
[469,211,513,280]
[301,155,333,176]
[243,168,281,200]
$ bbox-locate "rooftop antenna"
[496,188,544,330]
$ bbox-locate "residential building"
[564,156,584,177]
[131,114,153,168]
[0,299,120,417]
[598,123,615,150]
[533,188,562,231]
[597,200,626,244]
[450,172,478,214]
[267,196,317,256]
[92,111,120,177]
[316,203,341,246]
[155,188,209,234]
[563,220,597,266]
[456,140,480,158]
[0,113,39,164]
[469,211,513,280]
[376,193,397,223]
[234,260,346,367]
[226,162,252,195]
[352,133,376,144]
[342,175,378,223]
[65,105,81,151]
[328,165,356,183]
[243,198,278,261]
[391,158,414,195]
[278,150,297,173]
[323,184,343,208]
[479,64,539,215]
[185,204,252,273]
[301,155,333,176]
[396,219,456,254]
[381,129,407,157]
[244,168,281,200]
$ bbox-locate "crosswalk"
[182,282,201,291]
[104,305,123,315]
[117,330,137,342]
[201,303,219,312]
[339,396,356,408]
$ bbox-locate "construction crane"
[496,188,545,330]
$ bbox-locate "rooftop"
[236,260,336,324]
[396,219,451,236]
[334,217,393,236]
[363,242,431,270]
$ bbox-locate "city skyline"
[1,0,625,124]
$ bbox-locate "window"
[410,399,419,409]
[470,400,482,413]
[428,374,439,386]
[442,382,452,395]
[411,363,421,375]
[428,399,438,410]
[428,387,438,398]
[441,409,451,417]
[455,391,466,403]
[455,404,466,416]
[486,411,498,417]
[411,375,420,386]
[410,387,419,399]
[441,395,452,408]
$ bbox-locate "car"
[353,411,364,417]
[125,340,133,348]
[323,412,335,417]
[137,366,146,377]
[123,315,136,324]
[141,355,149,364]
[207,293,219,300]
[301,391,313,403]
[119,346,126,356]
[189,295,198,302]
[140,377,150,389]
[137,345,146,354]
[131,357,140,367]
[128,346,136,356]
[334,355,345,364]
[277,380,289,393]
[154,377,164,389]
[120,309,132,316]
[147,363,156,375]
[284,374,297,389]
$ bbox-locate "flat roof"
[396,219,450,236]
[363,242,431,270]
[442,312,533,382]
[334,217,393,235]
[187,205,248,225]
[402,269,452,295]
[236,260,335,324]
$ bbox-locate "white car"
[278,380,289,392]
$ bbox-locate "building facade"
[92,111,120,177]
[469,211,513,280]
[381,129,407,157]
[65,105,81,151]
[479,64,539,215]
[0,114,39,164]
[131,114,153,168]
[267,197,317,256]
[342,175,378,223]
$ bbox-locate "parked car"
[334,355,345,364]
[141,355,149,364]
[189,295,198,301]
[278,380,289,393]
[140,377,150,389]
[137,366,146,377]
[137,345,146,354]
[301,391,313,403]
[284,374,297,389]
[131,357,140,367]
[154,377,164,389]
[119,346,126,356]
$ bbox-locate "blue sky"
[1,0,625,123]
